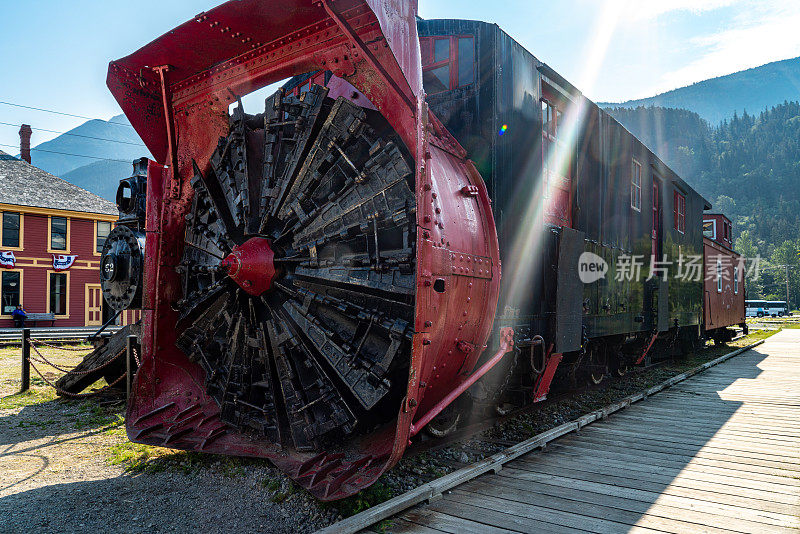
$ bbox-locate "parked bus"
[746,300,768,317]
[766,301,790,317]
[747,300,790,317]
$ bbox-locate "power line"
[0,101,134,128]
[0,121,146,147]
[0,143,133,164]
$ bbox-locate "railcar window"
[716,259,722,293]
[458,37,475,86]
[673,191,686,234]
[631,159,642,211]
[734,265,739,294]
[421,35,475,94]
[423,65,450,94]
[542,101,553,136]
[434,38,450,62]
[703,220,715,239]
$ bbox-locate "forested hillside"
[600,56,800,125]
[607,103,800,303]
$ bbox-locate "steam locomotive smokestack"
[19,124,32,164]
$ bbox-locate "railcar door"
[651,176,660,259]
[541,96,572,227]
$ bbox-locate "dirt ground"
[0,327,786,534]
[0,344,342,534]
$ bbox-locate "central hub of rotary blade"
[219,237,276,296]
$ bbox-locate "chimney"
[19,124,32,164]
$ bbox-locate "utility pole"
[787,265,791,311]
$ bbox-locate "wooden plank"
[401,508,520,534]
[54,324,134,393]
[505,461,800,506]
[477,468,800,527]
[643,402,800,421]
[318,340,768,534]
[580,423,800,455]
[524,444,800,494]
[560,434,800,477]
[546,438,800,477]
[496,465,800,515]
[561,431,800,465]
[604,412,800,439]
[456,476,800,531]
[516,447,800,494]
[606,403,800,425]
[571,425,800,458]
[377,517,449,534]
[548,436,800,468]
[428,494,665,534]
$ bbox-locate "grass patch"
[0,388,57,410]
[107,442,255,478]
[328,481,394,517]
[261,475,282,492]
[735,329,779,343]
[270,481,299,503]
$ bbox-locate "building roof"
[0,150,117,216]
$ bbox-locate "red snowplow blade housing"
[108,0,500,500]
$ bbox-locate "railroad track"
[0,328,123,347]
[405,351,679,461]
[319,339,766,534]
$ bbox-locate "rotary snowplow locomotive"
[106,0,501,500]
[104,1,737,500]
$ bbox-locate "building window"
[1,271,21,315]
[673,191,686,234]
[734,265,739,294]
[49,272,68,315]
[420,35,475,95]
[50,216,68,251]
[96,221,112,254]
[2,212,20,248]
[631,159,642,211]
[716,259,723,293]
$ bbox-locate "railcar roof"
[419,17,712,210]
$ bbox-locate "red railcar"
[703,214,746,343]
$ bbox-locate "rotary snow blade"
[176,87,416,451]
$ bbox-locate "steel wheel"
[588,345,607,385]
[424,402,462,438]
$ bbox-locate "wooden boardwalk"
[385,330,800,534]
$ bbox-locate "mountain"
[600,56,800,125]
[60,159,133,202]
[29,114,149,177]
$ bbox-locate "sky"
[1,0,799,154]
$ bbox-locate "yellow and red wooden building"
[0,149,118,327]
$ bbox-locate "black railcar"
[418,19,710,384]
